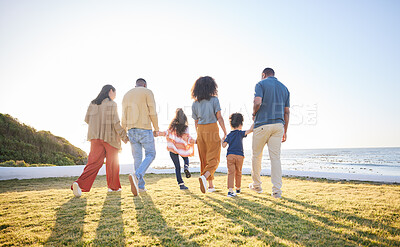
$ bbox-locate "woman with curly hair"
[158,108,196,190]
[191,76,227,193]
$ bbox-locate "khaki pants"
[227,154,244,189]
[252,123,284,195]
[197,123,221,181]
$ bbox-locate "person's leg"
[136,129,156,189]
[128,129,143,173]
[251,126,269,188]
[267,124,284,197]
[235,155,245,190]
[74,139,106,192]
[196,126,207,176]
[203,123,221,182]
[226,154,235,189]
[182,156,189,170]
[170,152,184,184]
[104,141,121,191]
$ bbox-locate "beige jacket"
[121,87,159,131]
[85,98,127,150]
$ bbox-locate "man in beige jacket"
[122,78,159,196]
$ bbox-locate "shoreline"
[1,164,399,184]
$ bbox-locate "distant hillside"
[0,113,87,166]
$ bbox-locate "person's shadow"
[93,191,125,246]
[185,190,398,246]
[45,197,87,246]
[133,193,200,246]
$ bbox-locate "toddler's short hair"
[230,113,244,128]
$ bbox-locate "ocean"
[147,146,400,177]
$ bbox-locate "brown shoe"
[129,174,139,196]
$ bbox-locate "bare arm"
[245,123,254,136]
[282,107,290,142]
[194,120,199,131]
[253,97,262,120]
[157,131,166,137]
[216,111,227,139]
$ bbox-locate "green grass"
[0,173,399,246]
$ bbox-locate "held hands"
[122,136,129,144]
[153,131,158,137]
[282,132,287,143]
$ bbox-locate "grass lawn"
[0,173,399,246]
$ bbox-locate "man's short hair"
[262,68,275,76]
[136,78,146,86]
[230,113,244,128]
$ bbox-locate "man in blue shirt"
[250,68,290,199]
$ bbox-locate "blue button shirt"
[254,77,290,128]
[224,130,247,156]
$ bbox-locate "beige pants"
[252,123,284,195]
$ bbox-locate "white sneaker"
[272,192,282,199]
[72,182,82,198]
[139,188,147,193]
[108,188,122,192]
[199,175,207,193]
[249,183,263,193]
[129,174,139,196]
[208,187,216,193]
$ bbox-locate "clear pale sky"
[1,0,399,163]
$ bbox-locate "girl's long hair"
[92,84,115,105]
[168,108,188,137]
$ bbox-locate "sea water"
[148,146,400,177]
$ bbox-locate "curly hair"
[191,76,218,101]
[230,113,244,128]
[168,108,188,137]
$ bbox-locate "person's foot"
[108,188,122,192]
[249,183,263,193]
[272,192,282,199]
[227,191,237,197]
[184,169,191,178]
[179,184,188,190]
[139,188,147,193]
[208,187,216,193]
[129,174,139,196]
[72,182,82,198]
[199,175,207,193]
[236,189,241,194]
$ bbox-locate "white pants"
[252,123,284,195]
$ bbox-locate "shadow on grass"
[93,191,125,246]
[0,175,131,193]
[186,190,385,246]
[133,193,200,247]
[45,197,87,246]
[272,196,400,246]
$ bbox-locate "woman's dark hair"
[91,84,115,105]
[191,76,218,101]
[230,113,244,128]
[169,108,188,137]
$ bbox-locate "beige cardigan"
[85,98,127,150]
[121,87,159,131]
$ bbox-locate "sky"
[1,0,399,164]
